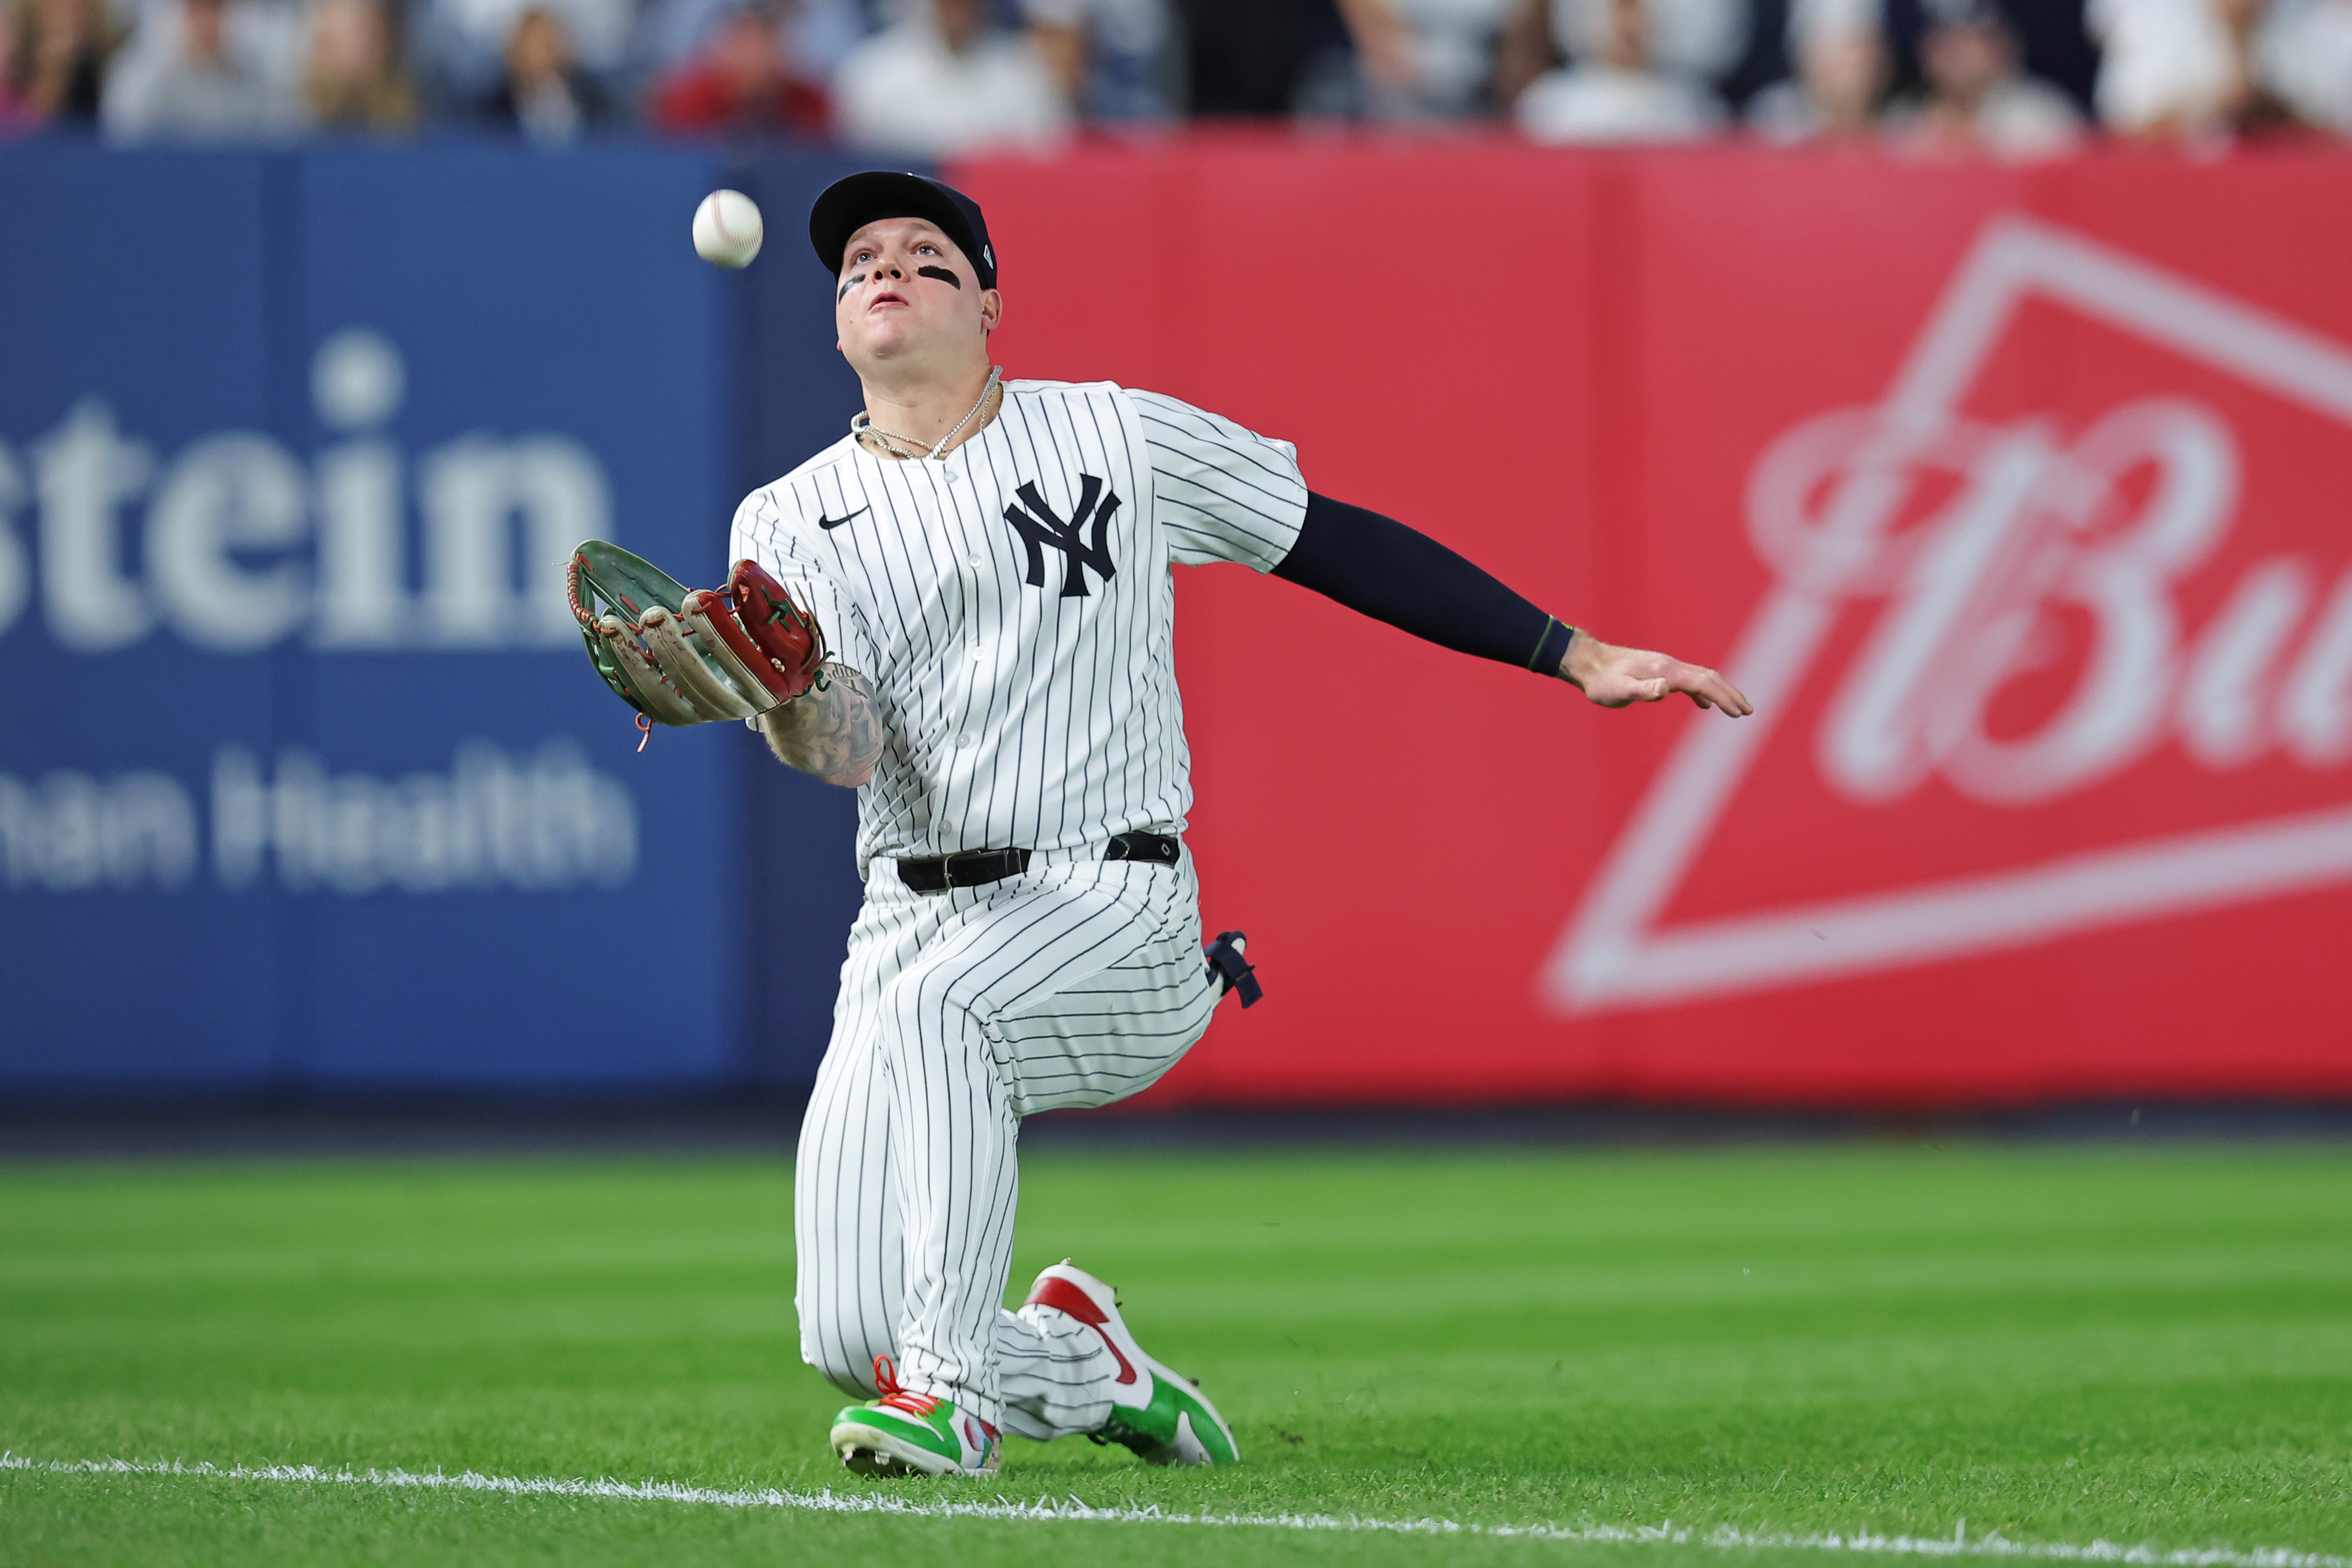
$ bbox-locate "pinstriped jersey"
[730,379,1309,871]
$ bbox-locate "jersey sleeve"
[1129,388,1310,572]
[729,486,883,680]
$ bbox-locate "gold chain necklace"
[853,366,1003,461]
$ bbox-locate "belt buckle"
[940,852,973,891]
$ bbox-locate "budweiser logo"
[1547,215,2352,1014]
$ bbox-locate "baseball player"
[728,171,1752,1479]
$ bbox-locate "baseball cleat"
[830,1355,1002,1477]
[1024,1260,1240,1466]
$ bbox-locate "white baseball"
[692,189,764,269]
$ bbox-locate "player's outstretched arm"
[1269,493,1754,719]
[1560,628,1753,715]
[758,664,884,787]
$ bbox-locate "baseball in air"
[692,190,764,269]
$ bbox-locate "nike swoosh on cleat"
[816,506,870,530]
[1027,1275,1138,1385]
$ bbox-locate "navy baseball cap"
[809,171,998,290]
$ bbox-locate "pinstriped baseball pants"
[794,849,1222,1436]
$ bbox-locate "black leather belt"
[896,831,1179,894]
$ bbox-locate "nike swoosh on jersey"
[817,506,871,530]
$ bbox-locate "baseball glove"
[567,539,827,749]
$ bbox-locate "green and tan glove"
[566,539,827,749]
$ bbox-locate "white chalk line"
[4,1452,2345,1566]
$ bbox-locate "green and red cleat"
[1024,1260,1240,1466]
[829,1355,1002,1476]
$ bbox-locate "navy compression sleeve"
[1270,492,1576,676]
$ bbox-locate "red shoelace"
[870,1355,942,1418]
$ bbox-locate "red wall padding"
[949,142,2352,1108]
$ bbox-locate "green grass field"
[2,1144,2348,1567]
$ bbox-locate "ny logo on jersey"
[1004,476,1119,598]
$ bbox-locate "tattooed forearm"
[759,663,885,787]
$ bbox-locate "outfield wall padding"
[0,145,873,1095]
[952,141,2352,1108]
[8,140,2352,1107]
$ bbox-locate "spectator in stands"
[416,0,630,113]
[2092,0,2347,136]
[0,3,23,129]
[0,7,19,127]
[2,0,121,129]
[1516,0,1734,140]
[650,0,828,137]
[1174,0,1359,116]
[1337,0,1558,119]
[1886,0,2084,156]
[101,0,306,140]
[645,0,857,102]
[639,0,862,94]
[2257,0,2352,132]
[480,5,610,141]
[1578,0,1746,84]
[833,0,1068,154]
[1023,0,1174,121]
[305,0,413,132]
[2087,0,2243,133]
[1748,0,1890,141]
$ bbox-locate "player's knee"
[877,971,990,1057]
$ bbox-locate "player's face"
[834,218,1000,377]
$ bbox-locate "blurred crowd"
[1,0,2348,152]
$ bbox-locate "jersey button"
[956,732,976,748]
[967,555,984,570]
[968,647,984,661]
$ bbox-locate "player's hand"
[1560,629,1753,716]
